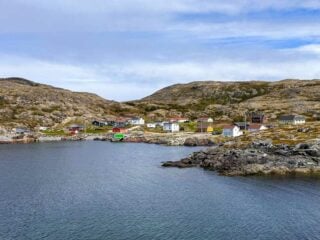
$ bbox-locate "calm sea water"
[0,142,320,240]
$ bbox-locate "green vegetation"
[85,127,111,134]
[41,129,66,136]
[180,122,197,132]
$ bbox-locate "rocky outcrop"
[92,132,216,146]
[163,140,320,176]
[184,137,215,146]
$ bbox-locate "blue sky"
[1,0,320,101]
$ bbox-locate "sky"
[1,0,320,101]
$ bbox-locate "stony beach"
[163,140,320,176]
[0,132,216,146]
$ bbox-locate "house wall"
[223,129,232,137]
[163,124,180,132]
[293,119,305,125]
[130,119,145,125]
[223,127,242,137]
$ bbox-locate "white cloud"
[11,0,320,14]
[1,52,320,101]
[294,44,320,55]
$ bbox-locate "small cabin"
[92,120,107,127]
[112,127,127,133]
[68,124,84,131]
[251,113,267,124]
[279,115,306,125]
[114,118,130,127]
[163,122,180,132]
[129,117,145,125]
[222,125,243,137]
[68,124,84,134]
[235,122,250,130]
[12,127,30,135]
[248,124,268,132]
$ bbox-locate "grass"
[41,129,66,136]
[85,127,111,134]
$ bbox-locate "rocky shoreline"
[162,140,320,176]
[0,132,216,146]
[93,132,215,146]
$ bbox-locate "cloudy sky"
[1,0,320,101]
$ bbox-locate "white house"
[12,127,30,135]
[163,122,180,132]
[222,125,243,137]
[248,124,268,132]
[146,123,157,128]
[279,115,305,125]
[129,117,145,125]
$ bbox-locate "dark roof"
[15,127,29,132]
[223,125,237,130]
[235,122,249,127]
[279,115,305,121]
[248,124,263,130]
[251,113,264,117]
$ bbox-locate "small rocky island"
[163,140,320,176]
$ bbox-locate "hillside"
[0,78,136,128]
[129,79,320,121]
[2,78,320,129]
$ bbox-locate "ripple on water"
[0,142,320,240]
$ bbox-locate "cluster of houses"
[7,113,307,138]
[91,113,284,136]
[67,113,308,137]
[222,113,306,137]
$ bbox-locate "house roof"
[251,113,264,117]
[235,122,249,127]
[279,115,305,121]
[15,127,29,132]
[248,124,263,130]
[116,117,130,122]
[223,125,237,130]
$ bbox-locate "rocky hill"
[2,78,320,128]
[130,79,320,121]
[0,78,136,128]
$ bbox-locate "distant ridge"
[129,79,320,121]
[1,77,320,128]
[0,77,135,128]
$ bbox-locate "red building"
[112,128,127,133]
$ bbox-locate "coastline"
[162,140,320,176]
[4,130,320,178]
[0,132,216,147]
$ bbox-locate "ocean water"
[0,141,320,240]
